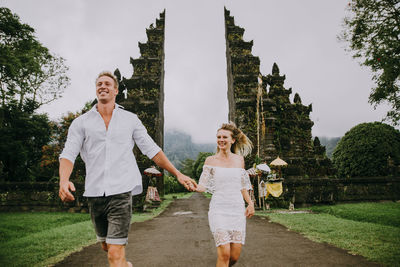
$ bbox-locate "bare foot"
[127,261,132,267]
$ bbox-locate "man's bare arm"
[59,158,76,202]
[152,151,197,191]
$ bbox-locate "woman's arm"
[196,156,213,193]
[240,156,254,218]
[241,189,255,218]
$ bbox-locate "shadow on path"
[55,193,380,267]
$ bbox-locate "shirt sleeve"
[241,169,252,190]
[198,165,215,194]
[132,115,161,159]
[59,118,84,164]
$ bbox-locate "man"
[59,71,197,267]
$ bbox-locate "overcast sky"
[2,0,394,143]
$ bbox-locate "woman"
[196,122,255,267]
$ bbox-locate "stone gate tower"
[114,10,165,195]
[224,8,333,177]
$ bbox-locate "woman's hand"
[196,185,206,193]
[245,202,255,218]
[177,173,197,191]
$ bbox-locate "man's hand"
[177,173,197,191]
[59,181,76,202]
[245,202,255,218]
[151,151,197,191]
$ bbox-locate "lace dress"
[199,165,252,247]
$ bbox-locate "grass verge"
[309,201,400,227]
[256,202,400,266]
[0,192,192,267]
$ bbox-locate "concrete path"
[55,193,380,266]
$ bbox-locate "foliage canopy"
[339,0,400,125]
[0,7,69,112]
[0,7,70,181]
[0,104,51,181]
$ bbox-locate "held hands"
[195,185,206,193]
[245,202,255,218]
[59,181,76,202]
[177,173,197,191]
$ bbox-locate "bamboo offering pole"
[256,74,263,209]
[257,173,261,209]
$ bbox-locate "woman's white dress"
[199,165,252,247]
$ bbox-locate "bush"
[163,175,185,194]
[332,122,400,177]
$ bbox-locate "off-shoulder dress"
[198,165,251,247]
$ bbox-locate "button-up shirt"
[59,104,161,197]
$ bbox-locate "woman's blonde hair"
[217,122,253,157]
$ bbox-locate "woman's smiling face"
[216,129,235,151]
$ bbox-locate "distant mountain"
[164,131,341,167]
[164,130,215,169]
[318,136,341,159]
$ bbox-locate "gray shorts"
[87,192,132,245]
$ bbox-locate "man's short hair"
[96,71,119,89]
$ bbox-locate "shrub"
[332,122,400,177]
[163,175,185,194]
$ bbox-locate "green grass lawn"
[257,201,400,266]
[0,192,192,267]
[309,202,400,227]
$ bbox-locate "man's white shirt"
[59,104,161,197]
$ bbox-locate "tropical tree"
[332,122,400,177]
[0,7,69,111]
[0,8,70,181]
[0,103,51,181]
[339,0,400,125]
[180,158,195,177]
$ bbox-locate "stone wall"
[1,178,399,211]
[264,177,400,208]
[0,182,87,212]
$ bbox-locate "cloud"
[2,0,394,143]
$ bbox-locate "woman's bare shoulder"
[232,154,245,168]
[204,155,216,165]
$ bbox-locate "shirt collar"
[89,103,123,113]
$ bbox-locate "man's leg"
[88,197,108,250]
[106,192,133,267]
[107,244,131,267]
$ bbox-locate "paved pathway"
[56,193,380,266]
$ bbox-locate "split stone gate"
[0,8,399,212]
[113,8,334,196]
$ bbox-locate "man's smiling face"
[96,75,118,104]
